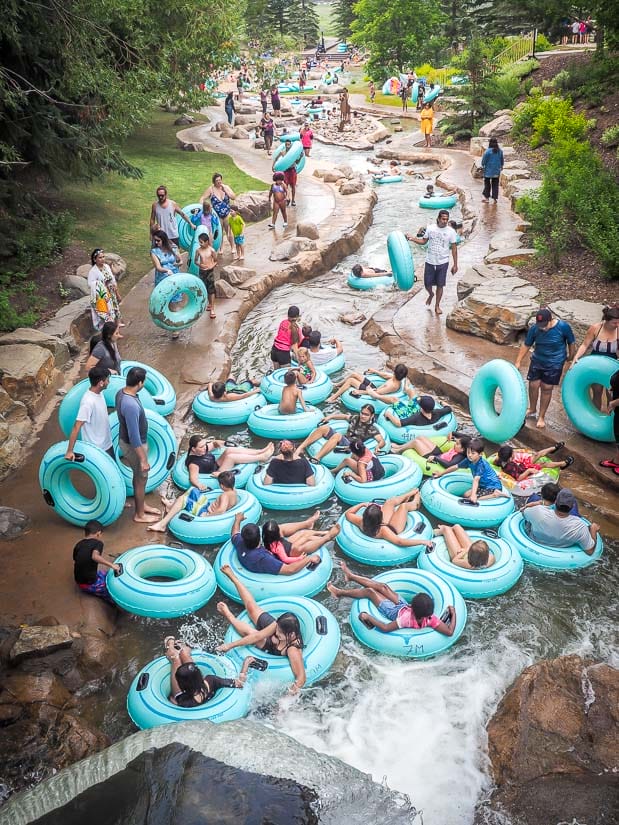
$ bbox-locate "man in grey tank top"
[150,185,193,245]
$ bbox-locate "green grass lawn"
[59,110,266,287]
[314,2,337,37]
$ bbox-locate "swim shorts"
[78,571,113,602]
[199,267,216,296]
[423,261,449,289]
[377,599,408,621]
[526,363,563,386]
[234,235,245,246]
[270,346,291,366]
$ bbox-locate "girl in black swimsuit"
[344,493,434,551]
[165,637,254,707]
[184,434,275,489]
[215,564,307,694]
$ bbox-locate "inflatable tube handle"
[178,512,194,522]
[306,559,321,571]
[315,616,328,635]
[414,522,426,534]
[424,542,435,554]
[440,609,452,625]
[482,528,499,537]
[42,489,55,507]
[166,451,176,471]
[153,398,165,406]
[248,658,269,671]
[168,541,186,549]
[136,672,149,691]
[433,421,448,431]
[372,498,387,505]
[254,404,262,411]
[113,563,124,577]
[72,453,85,463]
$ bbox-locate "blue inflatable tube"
[347,272,394,290]
[120,360,176,416]
[176,203,203,251]
[291,347,345,376]
[498,511,603,570]
[377,409,458,445]
[387,231,415,291]
[337,508,432,566]
[225,596,340,685]
[260,368,333,405]
[411,81,419,103]
[307,418,391,469]
[58,375,159,438]
[39,441,126,527]
[561,355,617,442]
[215,540,333,602]
[193,391,267,426]
[273,141,304,172]
[172,451,256,491]
[107,544,217,617]
[278,132,301,142]
[168,488,262,546]
[247,404,323,440]
[423,85,441,103]
[246,465,335,511]
[419,193,457,209]
[420,473,514,528]
[341,375,410,414]
[349,568,467,659]
[373,175,403,184]
[334,454,422,506]
[110,410,176,495]
[127,651,252,729]
[149,274,208,332]
[418,533,524,599]
[470,359,527,443]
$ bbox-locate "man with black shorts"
[406,209,457,316]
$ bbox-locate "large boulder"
[219,265,256,286]
[0,343,58,414]
[104,252,127,282]
[313,168,345,183]
[62,274,90,296]
[339,179,365,195]
[478,113,514,137]
[480,656,619,825]
[471,158,484,179]
[231,114,259,126]
[232,126,250,139]
[296,222,320,240]
[484,247,537,266]
[501,167,533,185]
[456,263,519,300]
[506,178,543,208]
[446,276,540,344]
[549,299,604,342]
[0,327,70,368]
[214,279,236,299]
[9,625,73,663]
[268,238,317,262]
[0,506,30,540]
[39,295,93,349]
[234,190,270,222]
[488,231,524,253]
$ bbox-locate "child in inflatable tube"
[328,561,456,634]
[434,438,509,505]
[147,471,238,534]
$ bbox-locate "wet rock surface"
[233,190,270,222]
[478,655,619,825]
[9,626,73,663]
[0,506,30,540]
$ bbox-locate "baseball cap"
[555,488,576,512]
[419,395,436,412]
[536,308,552,326]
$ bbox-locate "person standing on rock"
[150,186,193,247]
[515,307,576,430]
[65,366,114,461]
[116,366,161,523]
[88,248,122,330]
[481,138,504,204]
[420,101,434,148]
[339,88,351,127]
[259,111,275,156]
[406,209,458,316]
[369,80,375,104]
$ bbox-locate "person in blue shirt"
[515,307,576,429]
[434,438,507,505]
[480,137,504,204]
[230,513,320,576]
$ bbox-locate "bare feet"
[326,524,341,539]
[536,418,546,429]
[135,513,161,524]
[308,509,321,527]
[435,306,442,315]
[340,560,352,582]
[159,496,173,513]
[425,293,434,307]
[144,504,161,515]
[147,520,167,532]
[327,582,344,598]
[216,601,234,619]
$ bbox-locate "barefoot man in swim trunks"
[406,209,458,316]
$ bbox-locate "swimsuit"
[255,611,302,657]
[590,323,618,358]
[210,191,231,219]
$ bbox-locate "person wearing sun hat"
[515,307,576,429]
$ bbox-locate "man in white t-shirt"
[406,209,458,316]
[65,366,114,460]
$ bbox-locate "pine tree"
[331,0,355,40]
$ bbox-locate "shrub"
[601,125,619,147]
[534,33,553,52]
[486,74,520,111]
[513,94,590,146]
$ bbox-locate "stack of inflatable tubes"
[387,230,415,291]
[291,347,345,376]
[334,454,422,506]
[168,489,262,546]
[273,141,304,173]
[469,359,527,443]
[420,472,514,528]
[561,355,617,442]
[498,511,604,570]
[224,595,340,685]
[246,465,335,510]
[193,391,267,426]
[260,368,333,405]
[58,375,159,438]
[377,409,458,444]
[278,132,300,142]
[149,274,208,332]
[247,404,323,440]
[418,533,524,599]
[341,376,411,414]
[39,441,126,527]
[215,541,333,602]
[347,271,394,291]
[109,410,177,494]
[419,193,457,209]
[177,204,222,254]
[296,153,307,174]
[119,361,176,416]
[172,451,257,491]
[349,568,467,659]
[423,85,441,103]
[337,508,433,566]
[127,651,251,729]
[307,418,391,470]
[403,437,455,476]
[107,544,216,617]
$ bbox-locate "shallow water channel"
[90,142,619,824]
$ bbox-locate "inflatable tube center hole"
[444,479,472,496]
[490,386,504,414]
[68,469,97,500]
[135,559,188,581]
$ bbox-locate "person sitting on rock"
[327,561,456,635]
[351,264,393,280]
[434,524,495,568]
